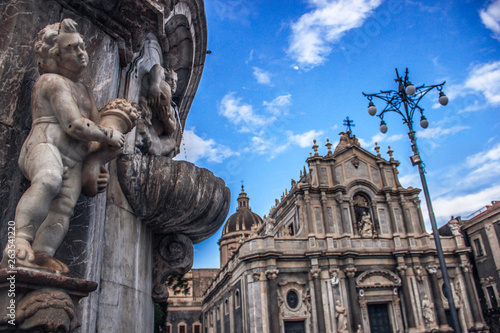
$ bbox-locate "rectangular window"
[166,325,171,333]
[487,286,498,308]
[179,325,186,333]
[193,324,202,333]
[474,238,484,257]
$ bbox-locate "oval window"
[287,290,299,309]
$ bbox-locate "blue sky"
[179,0,500,269]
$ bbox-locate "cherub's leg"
[33,162,82,256]
[159,136,177,157]
[13,144,64,262]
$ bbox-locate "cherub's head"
[164,68,178,94]
[35,19,88,76]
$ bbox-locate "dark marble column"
[426,265,448,328]
[311,268,326,333]
[266,269,280,333]
[345,267,361,331]
[397,265,416,329]
[460,262,485,326]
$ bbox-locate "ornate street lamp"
[362,68,461,333]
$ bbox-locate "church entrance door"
[284,320,305,333]
[368,303,392,333]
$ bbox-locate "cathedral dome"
[222,186,263,235]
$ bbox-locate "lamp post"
[362,68,461,333]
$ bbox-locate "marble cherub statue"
[0,19,135,273]
[136,63,180,157]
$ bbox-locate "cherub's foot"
[15,237,35,262]
[0,237,35,270]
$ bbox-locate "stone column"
[266,269,280,333]
[397,265,416,329]
[304,190,315,235]
[349,200,358,236]
[311,268,326,333]
[460,262,485,326]
[344,267,361,331]
[426,265,448,329]
[321,192,330,234]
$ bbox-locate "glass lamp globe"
[439,92,448,106]
[405,84,416,96]
[420,116,429,129]
[367,102,377,116]
[379,120,388,134]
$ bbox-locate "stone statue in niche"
[0,19,137,273]
[359,212,374,238]
[330,269,340,287]
[335,300,349,333]
[422,295,435,327]
[136,63,180,157]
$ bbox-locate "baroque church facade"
[198,131,487,333]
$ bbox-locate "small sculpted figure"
[360,212,373,238]
[0,19,131,273]
[335,300,349,333]
[330,270,339,287]
[422,295,435,326]
[136,64,179,157]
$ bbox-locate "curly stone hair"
[34,18,81,74]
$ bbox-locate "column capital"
[265,269,279,280]
[460,262,473,273]
[396,264,408,276]
[344,266,357,277]
[426,264,438,275]
[310,268,321,279]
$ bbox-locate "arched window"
[235,289,241,308]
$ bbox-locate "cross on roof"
[343,116,355,132]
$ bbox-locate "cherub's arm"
[47,79,124,148]
[148,64,167,108]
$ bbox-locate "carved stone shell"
[117,154,230,244]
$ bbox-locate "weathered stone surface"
[0,269,97,332]
[117,154,231,244]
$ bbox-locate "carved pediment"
[356,269,401,289]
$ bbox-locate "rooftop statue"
[0,19,138,273]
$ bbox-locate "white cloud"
[464,61,500,105]
[432,184,500,221]
[466,142,500,167]
[263,94,292,115]
[177,128,238,163]
[416,125,469,139]
[253,67,272,85]
[358,133,401,148]
[219,92,272,132]
[287,130,324,148]
[288,0,382,67]
[480,0,500,41]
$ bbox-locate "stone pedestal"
[0,269,97,332]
